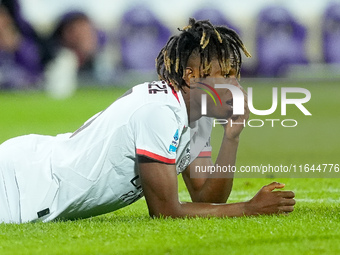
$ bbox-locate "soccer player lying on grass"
[0,18,295,223]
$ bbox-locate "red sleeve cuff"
[136,149,176,164]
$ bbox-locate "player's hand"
[245,182,296,215]
[225,85,249,140]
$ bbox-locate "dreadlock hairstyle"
[156,18,251,91]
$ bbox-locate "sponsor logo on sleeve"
[169,129,179,152]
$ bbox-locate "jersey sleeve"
[197,136,212,158]
[131,104,181,164]
[189,117,213,161]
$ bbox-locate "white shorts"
[0,135,56,224]
[0,139,21,223]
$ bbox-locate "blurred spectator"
[192,7,241,35]
[0,1,105,98]
[117,6,171,72]
[255,6,308,77]
[0,4,44,90]
[45,11,107,98]
[51,12,99,68]
[322,3,340,64]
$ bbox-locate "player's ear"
[183,67,195,87]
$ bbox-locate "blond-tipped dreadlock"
[156,18,251,91]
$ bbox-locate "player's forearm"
[215,134,239,169]
[197,136,239,203]
[149,182,296,218]
[150,200,252,218]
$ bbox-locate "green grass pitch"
[0,80,339,254]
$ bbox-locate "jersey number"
[148,83,168,94]
[119,175,143,205]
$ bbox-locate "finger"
[230,105,249,120]
[285,198,296,206]
[243,92,248,104]
[278,205,294,213]
[263,182,285,192]
[276,191,295,198]
[231,114,241,121]
[239,85,247,96]
[279,198,296,206]
[244,106,250,120]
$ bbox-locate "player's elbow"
[194,188,232,203]
[147,202,183,218]
[191,193,230,204]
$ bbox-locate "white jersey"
[0,81,212,223]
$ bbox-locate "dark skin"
[139,54,296,218]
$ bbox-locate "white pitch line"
[295,198,340,203]
[178,190,340,203]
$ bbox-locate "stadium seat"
[322,3,340,64]
[117,6,171,72]
[255,6,308,77]
[191,7,241,34]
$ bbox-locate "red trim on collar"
[168,83,180,104]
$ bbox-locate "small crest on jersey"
[169,129,179,152]
[173,129,179,141]
[177,147,191,172]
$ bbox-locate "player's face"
[185,56,244,120]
